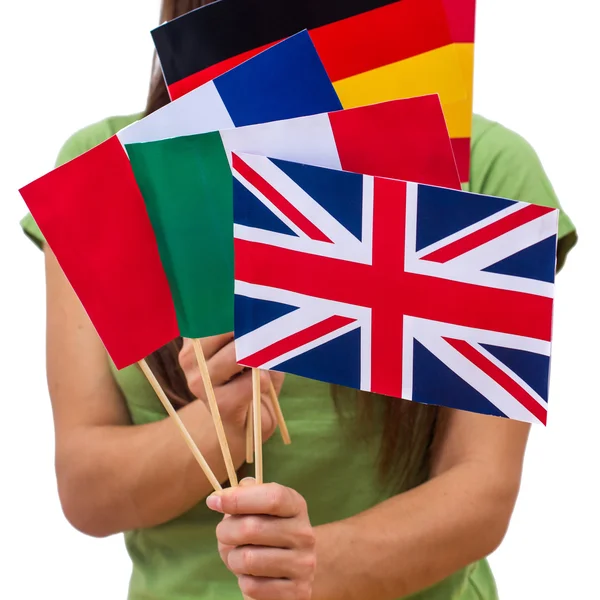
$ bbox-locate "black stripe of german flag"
[152,0,401,86]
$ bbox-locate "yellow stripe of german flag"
[334,43,474,139]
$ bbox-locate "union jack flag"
[232,153,559,425]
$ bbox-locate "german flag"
[152,0,476,182]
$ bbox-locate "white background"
[1,1,598,598]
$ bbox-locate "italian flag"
[152,0,475,182]
[124,95,460,341]
[19,32,341,369]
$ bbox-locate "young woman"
[21,1,578,599]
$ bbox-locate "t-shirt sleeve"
[20,115,137,250]
[468,121,577,272]
[20,130,90,248]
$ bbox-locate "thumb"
[239,477,256,487]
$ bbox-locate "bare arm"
[311,409,530,600]
[45,247,256,537]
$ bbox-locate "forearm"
[57,399,246,537]
[312,462,516,600]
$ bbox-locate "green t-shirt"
[21,114,577,600]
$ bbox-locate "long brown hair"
[144,0,439,492]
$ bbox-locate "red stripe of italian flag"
[19,136,179,369]
[17,66,262,368]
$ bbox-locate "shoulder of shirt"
[470,115,577,268]
[55,113,143,167]
[471,113,541,166]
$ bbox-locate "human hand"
[209,479,316,600]
[179,335,285,440]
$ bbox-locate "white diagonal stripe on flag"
[406,316,551,356]
[234,223,372,264]
[260,319,362,372]
[475,342,548,410]
[414,331,544,424]
[233,168,310,240]
[413,202,523,259]
[236,154,365,250]
[440,211,559,272]
[235,303,331,363]
[406,256,555,297]
[234,281,372,364]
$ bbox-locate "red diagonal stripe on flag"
[444,338,547,425]
[241,315,356,368]
[233,154,333,243]
[422,203,555,264]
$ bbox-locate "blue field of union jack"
[231,152,559,424]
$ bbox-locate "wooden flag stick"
[246,401,254,464]
[267,376,291,445]
[252,368,263,484]
[244,371,263,600]
[192,339,239,487]
[139,359,222,492]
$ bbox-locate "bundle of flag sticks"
[20,0,556,500]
